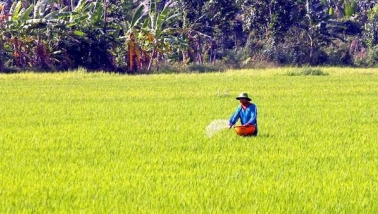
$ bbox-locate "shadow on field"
[232,133,272,138]
[254,133,272,138]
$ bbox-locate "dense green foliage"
[1,0,378,72]
[1,68,378,212]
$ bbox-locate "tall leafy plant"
[122,4,145,73]
[143,0,180,71]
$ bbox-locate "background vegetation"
[1,68,378,212]
[1,0,378,73]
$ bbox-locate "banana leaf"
[92,0,103,26]
[20,4,35,21]
[329,6,334,16]
[131,5,144,27]
[73,30,86,37]
[11,1,22,21]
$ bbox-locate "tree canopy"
[1,0,378,73]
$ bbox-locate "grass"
[286,67,329,76]
[1,67,378,213]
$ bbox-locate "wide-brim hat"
[236,92,251,101]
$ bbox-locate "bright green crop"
[0,68,377,213]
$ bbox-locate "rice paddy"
[1,67,378,213]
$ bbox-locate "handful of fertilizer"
[205,119,229,138]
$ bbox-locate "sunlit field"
[1,68,378,213]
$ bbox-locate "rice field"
[1,67,378,213]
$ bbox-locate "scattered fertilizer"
[205,119,229,138]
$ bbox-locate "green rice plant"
[286,67,329,76]
[187,63,227,73]
[0,68,377,213]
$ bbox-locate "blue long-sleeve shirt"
[229,104,258,133]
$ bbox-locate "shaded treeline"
[1,0,378,73]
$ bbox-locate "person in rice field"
[228,92,258,136]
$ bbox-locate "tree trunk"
[0,40,3,72]
[156,51,159,72]
[148,48,155,72]
[182,50,186,64]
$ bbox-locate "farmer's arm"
[229,106,241,128]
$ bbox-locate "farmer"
[228,92,258,136]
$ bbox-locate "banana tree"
[303,0,362,62]
[54,0,119,70]
[363,4,378,49]
[142,0,180,71]
[0,0,71,69]
[4,0,36,68]
[319,0,358,18]
[121,4,145,73]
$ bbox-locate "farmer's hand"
[228,124,233,129]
